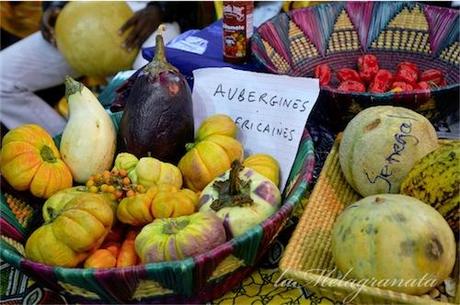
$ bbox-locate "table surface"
[0,21,337,305]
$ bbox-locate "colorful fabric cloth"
[0,265,335,305]
[210,219,336,305]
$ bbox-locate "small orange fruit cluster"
[85,169,145,201]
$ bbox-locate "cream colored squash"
[60,77,116,183]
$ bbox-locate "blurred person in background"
[0,1,214,136]
[0,1,42,49]
[1,1,43,138]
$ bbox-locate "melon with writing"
[339,106,438,197]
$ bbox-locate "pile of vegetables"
[314,54,447,93]
[0,35,283,269]
[8,110,281,269]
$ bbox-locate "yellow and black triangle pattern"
[262,39,290,73]
[440,42,460,65]
[288,21,319,64]
[326,10,360,54]
[370,5,431,54]
[131,280,173,300]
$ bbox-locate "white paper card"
[192,67,320,191]
[168,36,208,55]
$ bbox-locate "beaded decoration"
[440,42,460,65]
[288,21,319,64]
[326,10,360,54]
[370,5,431,54]
[261,39,290,73]
[4,193,34,228]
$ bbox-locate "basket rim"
[0,131,315,278]
[324,83,460,98]
[251,2,460,98]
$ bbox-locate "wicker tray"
[279,137,459,304]
[0,112,316,304]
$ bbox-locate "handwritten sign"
[192,67,320,191]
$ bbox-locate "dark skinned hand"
[40,6,62,47]
[119,5,162,51]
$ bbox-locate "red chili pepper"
[336,68,362,83]
[357,55,379,84]
[369,69,393,93]
[374,69,393,83]
[337,80,366,93]
[416,81,430,90]
[420,69,445,86]
[314,64,332,86]
[391,81,414,92]
[394,67,418,85]
[396,61,419,75]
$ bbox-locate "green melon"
[332,194,456,295]
[401,141,460,235]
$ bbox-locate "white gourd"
[60,77,116,183]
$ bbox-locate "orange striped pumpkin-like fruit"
[0,124,73,198]
[243,154,280,187]
[178,114,243,192]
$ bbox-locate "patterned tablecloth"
[0,266,336,305]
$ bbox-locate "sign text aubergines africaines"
[213,84,310,113]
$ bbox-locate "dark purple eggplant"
[119,34,194,164]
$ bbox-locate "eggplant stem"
[154,35,166,62]
[162,219,189,234]
[229,160,243,195]
[144,34,178,74]
[210,160,254,211]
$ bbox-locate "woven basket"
[252,2,460,131]
[279,137,459,304]
[0,112,315,304]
